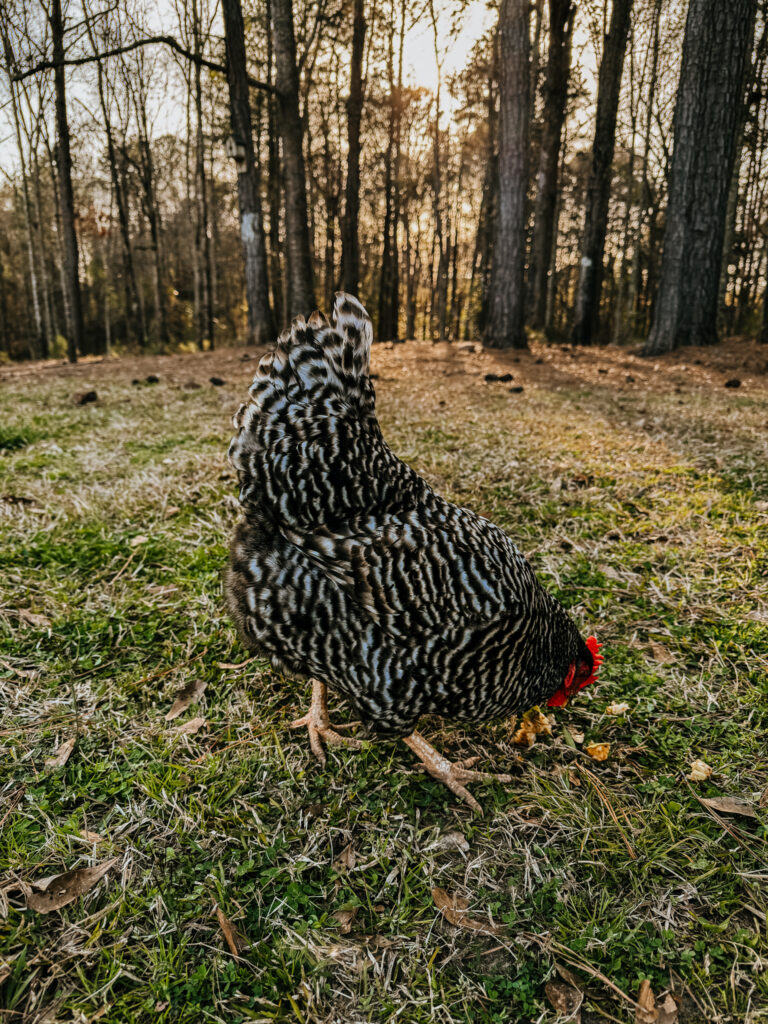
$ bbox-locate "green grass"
[1,345,767,1023]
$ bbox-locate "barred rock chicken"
[226,294,601,812]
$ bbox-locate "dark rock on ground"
[73,390,98,405]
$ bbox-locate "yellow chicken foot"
[402,730,513,815]
[290,678,362,767]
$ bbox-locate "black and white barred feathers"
[225,294,593,736]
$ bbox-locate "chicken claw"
[290,678,362,767]
[402,730,513,815]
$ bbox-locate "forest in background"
[0,0,767,363]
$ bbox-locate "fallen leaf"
[649,643,674,664]
[431,887,506,937]
[27,858,118,914]
[17,609,51,629]
[164,506,181,518]
[425,831,470,855]
[80,830,104,844]
[605,702,630,716]
[512,707,554,747]
[333,844,356,872]
[568,768,581,787]
[172,716,206,736]
[571,731,585,744]
[165,679,207,721]
[215,905,242,956]
[636,979,658,1024]
[45,736,76,772]
[700,796,757,819]
[146,584,179,597]
[555,963,583,989]
[585,742,610,762]
[332,907,357,934]
[657,994,679,1024]
[545,979,583,1020]
[687,759,712,782]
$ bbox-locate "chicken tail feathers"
[229,293,388,524]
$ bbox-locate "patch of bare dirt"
[0,333,765,399]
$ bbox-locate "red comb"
[547,635,602,707]
[583,636,603,687]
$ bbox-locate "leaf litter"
[431,887,506,937]
[44,736,76,772]
[164,679,207,721]
[27,859,119,914]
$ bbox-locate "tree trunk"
[644,0,757,355]
[529,0,573,330]
[341,0,365,296]
[192,0,214,350]
[49,0,83,363]
[2,49,44,359]
[265,0,284,328]
[378,2,401,341]
[571,0,633,345]
[485,0,529,350]
[628,0,661,337]
[271,0,315,316]
[470,39,498,338]
[222,0,275,344]
[93,59,144,347]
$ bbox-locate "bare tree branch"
[9,34,275,93]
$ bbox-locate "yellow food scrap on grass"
[605,702,630,716]
[687,759,713,782]
[511,707,554,747]
[585,742,610,761]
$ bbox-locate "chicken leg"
[402,730,513,815]
[290,678,362,767]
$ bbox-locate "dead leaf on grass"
[145,584,179,597]
[80,830,104,844]
[333,844,356,872]
[27,858,118,914]
[649,643,674,664]
[164,679,207,721]
[425,831,470,855]
[700,796,758,819]
[585,742,610,762]
[332,907,357,934]
[17,609,51,629]
[545,979,583,1020]
[635,979,657,1023]
[130,534,149,547]
[431,887,506,937]
[215,904,243,956]
[687,759,712,782]
[172,716,206,736]
[657,994,679,1024]
[44,736,76,772]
